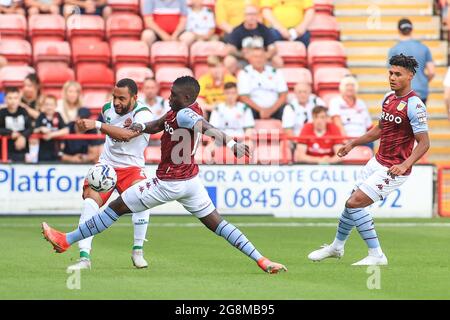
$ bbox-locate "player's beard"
[116,101,133,115]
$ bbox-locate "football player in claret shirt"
[308,54,430,266]
[42,76,287,274]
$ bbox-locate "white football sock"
[132,210,150,248]
[78,198,99,256]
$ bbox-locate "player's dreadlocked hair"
[389,54,419,75]
[174,76,201,101]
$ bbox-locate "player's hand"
[387,163,409,177]
[76,119,95,132]
[233,143,251,159]
[129,123,145,133]
[337,142,354,157]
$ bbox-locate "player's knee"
[345,198,360,209]
[83,188,103,207]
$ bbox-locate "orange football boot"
[41,222,71,253]
[257,257,287,274]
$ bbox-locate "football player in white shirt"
[67,79,154,271]
[180,0,216,46]
[328,75,372,138]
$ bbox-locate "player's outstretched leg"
[131,210,150,268]
[200,211,287,274]
[42,197,131,253]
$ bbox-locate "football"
[87,164,117,192]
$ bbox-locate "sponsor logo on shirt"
[381,111,402,124]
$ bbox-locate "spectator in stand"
[388,18,435,104]
[63,0,112,18]
[57,81,85,125]
[59,108,99,163]
[0,0,26,14]
[198,56,237,114]
[141,78,170,118]
[180,0,216,46]
[261,0,315,47]
[328,75,372,140]
[238,46,288,120]
[444,66,450,121]
[282,82,326,137]
[141,0,188,48]
[34,95,69,162]
[25,0,61,15]
[215,0,260,36]
[0,87,33,162]
[224,4,281,74]
[20,73,41,120]
[294,105,343,164]
[0,56,8,106]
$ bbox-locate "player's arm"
[131,113,167,134]
[337,122,381,157]
[76,119,141,142]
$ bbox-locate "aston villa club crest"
[397,101,407,111]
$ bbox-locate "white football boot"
[131,249,148,269]
[352,253,388,266]
[67,257,91,271]
[308,244,344,262]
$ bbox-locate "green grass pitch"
[1,215,449,299]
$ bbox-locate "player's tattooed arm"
[195,119,251,159]
[130,114,167,134]
[388,132,430,176]
[337,123,381,157]
[77,119,140,142]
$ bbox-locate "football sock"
[132,210,150,249]
[347,207,382,252]
[77,198,99,258]
[66,207,119,245]
[215,220,263,261]
[332,207,356,250]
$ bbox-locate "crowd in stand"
[0,0,377,165]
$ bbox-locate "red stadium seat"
[211,146,249,165]
[280,67,313,91]
[38,63,75,89]
[145,146,161,164]
[190,41,227,77]
[67,15,105,42]
[155,67,194,98]
[83,90,112,111]
[0,66,35,88]
[274,41,307,67]
[319,92,340,106]
[313,67,351,96]
[254,119,282,132]
[341,146,374,164]
[77,64,115,90]
[106,13,143,45]
[150,41,189,72]
[108,0,140,13]
[28,14,66,45]
[309,14,339,41]
[308,40,346,72]
[33,41,71,66]
[314,0,334,15]
[112,40,149,70]
[0,39,32,65]
[0,14,27,39]
[72,41,111,66]
[116,67,154,89]
[254,144,285,165]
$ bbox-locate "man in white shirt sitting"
[141,78,170,118]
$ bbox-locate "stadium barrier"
[438,166,450,217]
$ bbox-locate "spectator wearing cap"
[180,0,216,46]
[141,0,189,48]
[63,0,112,19]
[141,78,170,118]
[0,0,26,14]
[294,106,343,164]
[198,56,237,114]
[261,0,315,47]
[224,5,282,75]
[388,18,435,104]
[238,46,288,120]
[59,108,101,163]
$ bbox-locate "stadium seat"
[190,41,227,77]
[33,41,71,66]
[155,67,194,98]
[111,40,149,70]
[0,39,32,65]
[72,41,111,66]
[341,146,374,164]
[254,119,283,132]
[308,14,339,41]
[254,144,284,165]
[274,41,307,67]
[83,90,112,111]
[0,66,35,88]
[307,40,346,72]
[150,41,189,72]
[28,14,66,45]
[38,63,75,92]
[145,146,161,164]
[280,67,312,91]
[77,64,115,90]
[108,0,140,13]
[0,14,27,39]
[67,15,105,42]
[313,67,351,96]
[106,13,143,45]
[319,92,340,106]
[116,67,154,89]
[314,0,334,15]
